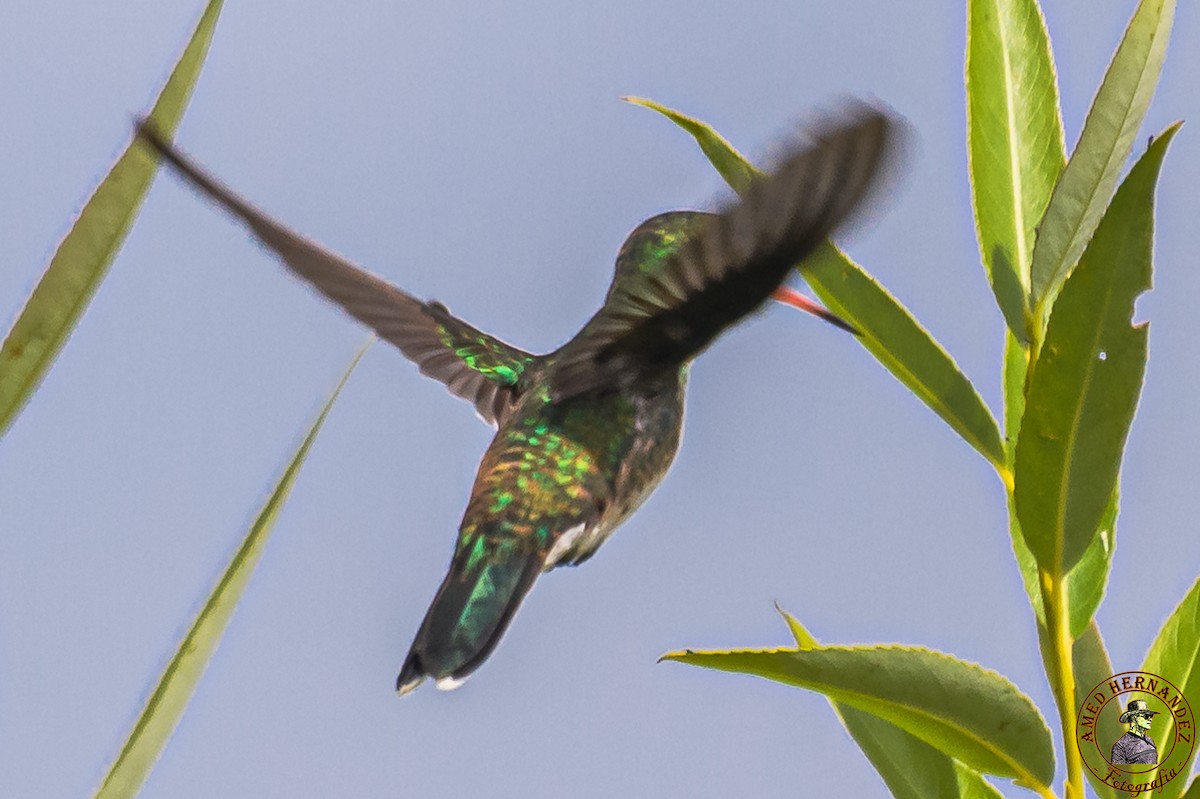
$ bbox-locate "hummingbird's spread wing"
[548,102,894,401]
[137,123,533,427]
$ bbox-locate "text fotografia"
[1101,765,1179,797]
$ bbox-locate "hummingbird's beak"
[771,286,861,336]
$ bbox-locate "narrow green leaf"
[1002,330,1029,457]
[804,245,1007,472]
[966,0,1066,340]
[0,0,225,439]
[1066,489,1116,637]
[1039,619,1125,799]
[774,608,1001,798]
[1007,479,1115,636]
[1072,623,1123,799]
[93,343,370,799]
[623,96,758,194]
[1029,0,1176,316]
[774,603,818,650]
[1014,124,1178,576]
[629,97,1006,472]
[836,705,1004,799]
[662,644,1054,786]
[1139,576,1200,799]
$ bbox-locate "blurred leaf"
[1140,576,1200,799]
[662,644,1054,786]
[93,343,370,799]
[1182,777,1200,799]
[630,96,1006,472]
[1014,124,1177,576]
[0,0,225,439]
[804,245,1006,472]
[623,96,758,194]
[774,606,1001,798]
[1029,0,1176,317]
[966,0,1066,341]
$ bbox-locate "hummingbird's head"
[606,211,712,302]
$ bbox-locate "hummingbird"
[137,102,894,694]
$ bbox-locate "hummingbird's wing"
[137,123,532,427]
[549,102,893,401]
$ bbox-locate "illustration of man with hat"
[1110,698,1160,765]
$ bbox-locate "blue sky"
[1,2,1197,796]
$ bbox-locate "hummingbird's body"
[138,105,894,694]
[410,357,687,690]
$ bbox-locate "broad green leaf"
[1140,576,1200,799]
[1182,777,1200,799]
[662,644,1054,787]
[804,245,1007,473]
[774,607,1002,799]
[0,0,225,439]
[630,97,1006,473]
[1008,488,1115,637]
[623,96,757,194]
[966,0,1066,341]
[1014,124,1177,576]
[1029,0,1176,318]
[94,343,370,799]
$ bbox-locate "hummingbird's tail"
[397,539,543,695]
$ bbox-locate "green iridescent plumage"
[137,102,895,694]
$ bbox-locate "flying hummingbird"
[137,102,894,694]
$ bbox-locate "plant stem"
[1040,569,1083,799]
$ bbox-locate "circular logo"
[1075,671,1194,795]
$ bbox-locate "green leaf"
[1008,480,1115,637]
[662,644,1054,787]
[774,602,818,650]
[628,96,1006,473]
[1140,576,1200,799]
[804,244,1007,473]
[93,343,370,799]
[966,0,1066,341]
[773,607,1001,798]
[1029,0,1176,317]
[1002,330,1028,458]
[1182,777,1200,799]
[1039,620,1124,799]
[0,0,225,439]
[623,96,759,193]
[1066,489,1116,636]
[1071,623,1122,799]
[836,705,1005,799]
[1014,124,1178,576]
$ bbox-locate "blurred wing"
[549,102,893,401]
[138,122,533,426]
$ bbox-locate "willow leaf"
[0,0,225,438]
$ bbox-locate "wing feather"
[549,102,894,400]
[138,122,533,426]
